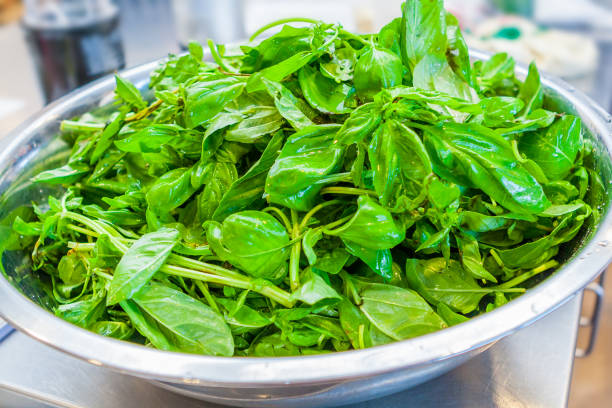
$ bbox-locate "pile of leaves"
[1,0,605,356]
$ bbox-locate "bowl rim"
[0,50,611,386]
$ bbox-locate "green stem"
[60,120,105,132]
[340,270,362,305]
[195,281,220,313]
[320,187,378,197]
[161,264,293,308]
[167,254,246,281]
[250,17,320,41]
[289,209,301,292]
[299,200,343,232]
[64,212,294,307]
[339,29,370,46]
[208,39,233,73]
[498,260,559,289]
[263,207,293,233]
[511,140,527,163]
[125,99,163,123]
[428,288,526,294]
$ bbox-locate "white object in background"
[243,0,360,35]
[465,16,599,91]
[535,0,612,31]
[171,0,245,46]
[0,99,25,121]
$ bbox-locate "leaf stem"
[60,120,105,133]
[195,281,220,313]
[289,209,301,292]
[263,206,293,233]
[250,17,320,42]
[339,29,370,46]
[320,186,377,197]
[299,200,343,232]
[208,39,234,73]
[498,260,559,289]
[161,264,293,308]
[125,98,163,123]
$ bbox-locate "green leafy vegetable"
[4,0,603,357]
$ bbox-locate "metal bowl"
[0,50,611,408]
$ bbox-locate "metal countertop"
[0,294,582,408]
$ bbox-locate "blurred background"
[0,0,610,406]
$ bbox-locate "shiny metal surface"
[0,295,582,407]
[0,50,610,406]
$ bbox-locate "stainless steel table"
[0,295,581,408]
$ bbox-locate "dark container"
[22,0,125,102]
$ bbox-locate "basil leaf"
[107,228,180,305]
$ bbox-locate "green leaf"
[298,64,355,114]
[107,228,180,305]
[266,125,343,211]
[206,211,290,279]
[354,45,403,100]
[188,41,204,61]
[368,120,432,205]
[334,103,381,145]
[262,78,314,130]
[146,166,199,216]
[445,12,473,87]
[436,302,469,326]
[90,113,125,164]
[290,269,342,305]
[216,297,271,334]
[115,124,201,156]
[225,106,284,143]
[332,196,404,250]
[213,131,284,221]
[424,122,550,214]
[184,77,246,128]
[31,162,90,184]
[413,54,477,103]
[400,0,447,69]
[55,290,106,328]
[115,75,146,110]
[455,231,497,282]
[339,299,394,349]
[91,321,135,340]
[357,281,447,340]
[406,258,484,314]
[518,62,543,115]
[195,161,238,223]
[320,45,356,82]
[58,252,87,285]
[343,240,393,280]
[132,282,234,356]
[519,115,582,181]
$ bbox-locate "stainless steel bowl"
[0,50,611,408]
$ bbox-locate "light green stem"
[250,17,320,41]
[60,120,105,132]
